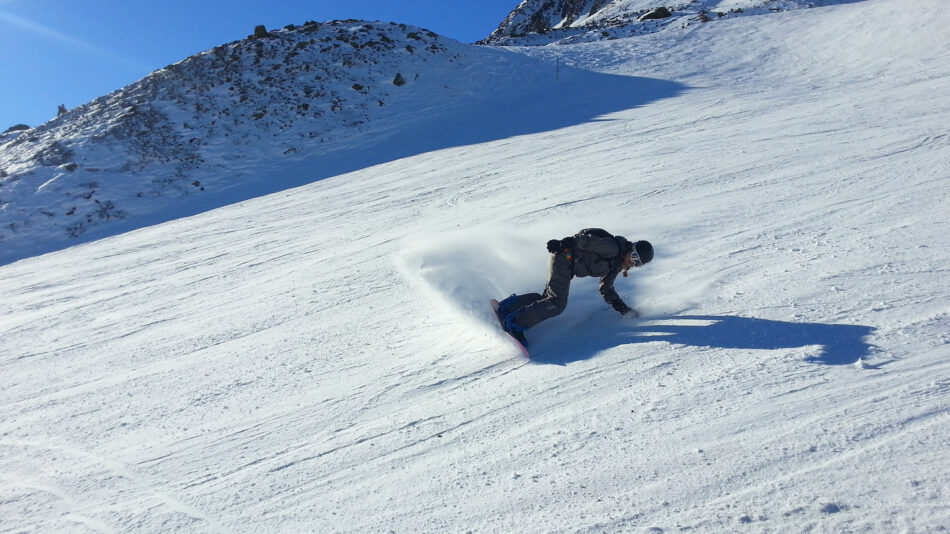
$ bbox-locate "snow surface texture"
[2,0,950,532]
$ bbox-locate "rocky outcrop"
[638,7,672,21]
[480,0,829,46]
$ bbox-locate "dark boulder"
[638,7,672,21]
[3,124,30,134]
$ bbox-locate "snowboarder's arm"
[600,271,630,313]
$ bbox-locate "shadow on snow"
[530,314,877,367]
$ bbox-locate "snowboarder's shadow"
[531,314,879,367]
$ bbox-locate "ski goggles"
[628,249,643,268]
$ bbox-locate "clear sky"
[0,0,520,130]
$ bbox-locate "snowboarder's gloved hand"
[547,237,577,253]
[611,300,638,317]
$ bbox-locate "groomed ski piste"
[2,0,949,531]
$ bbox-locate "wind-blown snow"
[2,0,949,532]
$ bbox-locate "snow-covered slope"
[2,0,949,532]
[1,20,672,265]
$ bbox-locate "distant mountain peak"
[481,0,843,45]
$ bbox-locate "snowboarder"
[494,228,653,345]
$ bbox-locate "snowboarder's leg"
[494,293,541,342]
[511,252,573,329]
[497,293,543,318]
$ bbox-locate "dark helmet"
[634,240,654,264]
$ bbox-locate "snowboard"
[490,299,530,359]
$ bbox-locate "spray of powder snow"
[397,224,546,332]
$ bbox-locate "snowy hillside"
[2,0,950,532]
[2,19,650,265]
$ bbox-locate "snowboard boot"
[503,312,529,346]
[495,294,529,346]
[495,294,519,320]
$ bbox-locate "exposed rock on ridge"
[481,0,845,45]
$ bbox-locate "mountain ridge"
[482,0,853,45]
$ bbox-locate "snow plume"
[397,225,547,329]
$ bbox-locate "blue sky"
[0,0,519,130]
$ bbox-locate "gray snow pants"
[510,251,574,329]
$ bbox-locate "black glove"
[547,236,578,254]
[610,300,638,317]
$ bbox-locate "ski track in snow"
[2,0,950,532]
